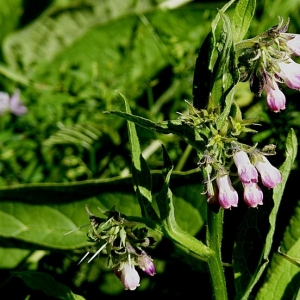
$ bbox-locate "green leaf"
[192,32,214,110]
[0,247,30,268]
[210,11,239,127]
[256,238,300,300]
[119,92,159,220]
[44,124,104,150]
[0,0,22,43]
[256,133,300,300]
[172,183,207,236]
[105,110,208,152]
[233,129,298,299]
[12,271,85,300]
[0,201,89,249]
[0,170,204,249]
[232,0,256,42]
[278,247,300,268]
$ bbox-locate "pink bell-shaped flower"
[277,58,300,90]
[264,80,286,112]
[216,173,238,209]
[243,183,263,208]
[254,155,282,188]
[233,150,258,184]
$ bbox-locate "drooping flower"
[253,154,282,188]
[0,89,27,116]
[137,251,155,276]
[115,263,140,291]
[9,90,27,116]
[243,183,263,208]
[282,33,300,56]
[216,173,238,209]
[264,79,286,112]
[233,150,258,184]
[277,58,300,90]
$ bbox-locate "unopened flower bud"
[138,251,155,276]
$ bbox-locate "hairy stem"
[206,209,228,300]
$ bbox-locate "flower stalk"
[206,209,228,300]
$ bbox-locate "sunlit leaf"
[232,0,256,42]
[12,271,85,300]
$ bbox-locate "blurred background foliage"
[0,0,299,299]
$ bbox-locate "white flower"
[114,263,140,291]
[277,58,300,90]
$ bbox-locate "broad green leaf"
[0,247,30,268]
[232,0,256,42]
[172,182,207,236]
[278,247,300,268]
[256,185,300,299]
[256,239,300,300]
[0,201,90,249]
[12,271,85,300]
[0,171,202,249]
[233,129,298,299]
[0,190,146,249]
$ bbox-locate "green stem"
[206,209,228,300]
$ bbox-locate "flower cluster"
[201,144,282,210]
[237,17,300,112]
[0,89,27,116]
[79,206,155,291]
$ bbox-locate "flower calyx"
[237,16,300,112]
[80,206,156,290]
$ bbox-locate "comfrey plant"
[82,0,298,298]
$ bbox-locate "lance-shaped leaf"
[119,92,159,220]
[192,32,214,110]
[231,0,256,43]
[105,110,208,152]
[212,12,239,129]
